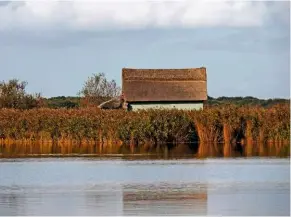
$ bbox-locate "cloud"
[0,0,276,31]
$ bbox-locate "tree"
[79,73,121,106]
[0,79,43,109]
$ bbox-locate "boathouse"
[122,67,207,111]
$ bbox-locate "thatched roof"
[122,68,207,102]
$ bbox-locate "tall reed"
[0,104,289,156]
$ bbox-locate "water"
[0,157,289,216]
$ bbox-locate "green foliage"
[44,96,80,109]
[207,96,289,108]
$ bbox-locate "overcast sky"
[0,0,289,98]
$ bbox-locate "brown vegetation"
[0,104,289,157]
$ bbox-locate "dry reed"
[0,104,289,156]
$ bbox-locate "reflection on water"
[0,142,289,158]
[0,183,207,216]
[0,158,289,216]
[123,183,207,216]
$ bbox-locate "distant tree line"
[206,96,289,108]
[0,75,289,109]
[44,95,290,109]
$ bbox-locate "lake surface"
[0,157,289,216]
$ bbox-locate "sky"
[0,0,290,99]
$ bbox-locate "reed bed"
[0,104,289,156]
